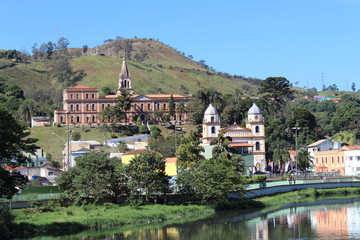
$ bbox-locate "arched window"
[102,104,105,110]
[134,104,138,110]
[92,104,95,111]
[141,103,144,110]
[76,94,79,99]
[86,104,89,111]
[163,103,166,109]
[60,116,64,122]
[157,103,160,109]
[255,142,260,151]
[86,117,89,123]
[108,104,111,107]
[211,116,215,123]
[148,103,151,110]
[70,94,73,99]
[179,114,182,121]
[211,126,216,134]
[85,94,89,99]
[92,116,95,122]
[255,126,260,133]
[76,116,80,123]
[76,104,80,111]
[174,115,177,121]
[70,105,74,111]
[70,116,74,123]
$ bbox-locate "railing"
[246,177,360,190]
[0,193,60,202]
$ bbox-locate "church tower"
[246,103,266,171]
[202,104,221,144]
[117,57,133,94]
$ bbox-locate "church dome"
[204,104,219,115]
[248,103,261,114]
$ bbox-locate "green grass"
[12,204,214,237]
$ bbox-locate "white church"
[202,103,266,172]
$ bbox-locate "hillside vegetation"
[0,38,262,100]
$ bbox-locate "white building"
[202,103,266,171]
[307,139,342,159]
[343,146,360,176]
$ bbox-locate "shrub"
[0,208,13,239]
[253,175,267,183]
[139,125,148,134]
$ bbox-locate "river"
[23,198,360,240]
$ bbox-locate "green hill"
[0,38,262,100]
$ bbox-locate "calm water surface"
[26,198,360,240]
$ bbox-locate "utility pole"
[292,127,301,180]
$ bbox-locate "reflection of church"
[202,103,266,171]
[54,58,190,125]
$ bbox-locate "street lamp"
[292,127,301,179]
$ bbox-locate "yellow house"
[313,150,345,175]
[121,149,177,176]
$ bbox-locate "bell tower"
[202,104,221,144]
[117,57,133,94]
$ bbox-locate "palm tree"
[297,149,313,179]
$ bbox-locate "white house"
[307,139,342,158]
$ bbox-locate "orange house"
[313,150,345,175]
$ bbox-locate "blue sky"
[1,0,360,91]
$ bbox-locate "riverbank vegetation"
[10,204,213,238]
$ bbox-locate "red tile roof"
[123,148,157,156]
[165,157,177,163]
[67,85,98,91]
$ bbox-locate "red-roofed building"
[54,58,190,125]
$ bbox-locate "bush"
[111,134,118,138]
[72,132,81,141]
[139,125,148,134]
[253,175,267,183]
[0,208,13,239]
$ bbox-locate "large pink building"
[54,58,190,125]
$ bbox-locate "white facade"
[202,103,266,171]
[344,149,360,176]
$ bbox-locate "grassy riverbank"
[217,187,360,210]
[11,204,214,237]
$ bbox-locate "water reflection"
[31,199,360,240]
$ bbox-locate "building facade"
[201,103,266,172]
[54,58,190,126]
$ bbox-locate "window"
[157,103,160,109]
[108,104,111,107]
[332,157,334,164]
[211,116,214,123]
[357,156,360,161]
[85,94,89,99]
[76,104,80,111]
[211,126,216,134]
[141,103,144,110]
[48,172,54,176]
[92,116,95,122]
[70,105,74,111]
[76,94,79,99]
[70,94,73,99]
[92,104,95,111]
[163,103,166,109]
[174,115,177,121]
[134,104,138,110]
[179,114,182,121]
[102,104,105,110]
[349,156,353,161]
[86,117,89,123]
[255,126,260,133]
[60,116,64,122]
[255,142,260,151]
[148,103,151,110]
[92,94,95,99]
[70,116,74,123]
[76,116,80,123]
[86,104,89,111]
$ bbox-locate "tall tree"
[58,152,127,204]
[126,150,169,202]
[0,105,37,163]
[176,131,204,167]
[168,94,175,119]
